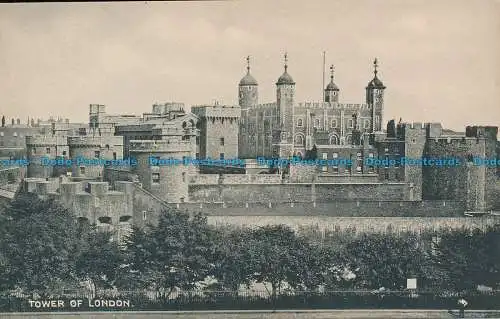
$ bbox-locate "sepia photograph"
[0,0,500,318]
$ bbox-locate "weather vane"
[373,58,379,75]
[246,55,250,72]
[284,52,288,71]
[330,64,335,79]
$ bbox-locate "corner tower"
[366,58,386,132]
[324,64,340,103]
[238,56,258,108]
[276,53,295,131]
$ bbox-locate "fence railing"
[2,289,500,312]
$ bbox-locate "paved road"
[2,310,500,319]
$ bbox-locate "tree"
[2,193,81,296]
[344,231,428,290]
[210,227,254,292]
[75,227,125,295]
[245,225,308,299]
[430,226,500,291]
[119,208,217,298]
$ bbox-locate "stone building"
[2,55,499,236]
[238,55,385,159]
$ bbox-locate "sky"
[0,0,499,131]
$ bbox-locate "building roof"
[366,75,386,89]
[276,71,295,85]
[326,79,339,91]
[239,72,258,86]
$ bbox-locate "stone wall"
[188,182,407,203]
[178,200,465,217]
[207,215,498,233]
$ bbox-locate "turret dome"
[239,56,258,86]
[276,71,295,85]
[366,58,386,89]
[239,73,258,86]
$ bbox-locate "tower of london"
[1,54,499,236]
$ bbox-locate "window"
[113,152,117,160]
[297,119,303,127]
[295,135,303,145]
[13,132,17,137]
[46,147,50,154]
[348,119,354,128]
[0,132,3,136]
[369,153,374,158]
[333,153,338,158]
[322,153,328,172]
[80,167,85,175]
[182,172,186,183]
[220,153,224,159]
[322,153,328,159]
[142,211,147,221]
[196,136,200,145]
[62,151,67,156]
[364,120,370,129]
[195,152,199,159]
[152,172,160,183]
[346,165,351,174]
[220,137,225,146]
[315,119,320,127]
[94,150,100,158]
[331,119,337,128]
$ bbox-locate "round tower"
[324,64,340,103]
[366,58,386,132]
[26,135,66,178]
[68,136,123,180]
[129,134,191,203]
[238,56,258,108]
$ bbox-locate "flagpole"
[322,51,326,102]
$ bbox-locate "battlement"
[191,105,241,118]
[26,135,67,146]
[67,136,123,147]
[252,103,277,109]
[129,139,192,153]
[296,102,371,110]
[152,102,185,114]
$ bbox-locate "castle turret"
[366,58,386,132]
[238,56,258,108]
[276,53,295,130]
[129,136,191,203]
[324,65,339,103]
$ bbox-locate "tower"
[238,56,258,108]
[276,53,295,132]
[324,65,340,103]
[366,58,386,132]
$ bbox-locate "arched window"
[364,119,370,129]
[315,119,320,127]
[297,119,303,127]
[346,135,352,144]
[329,135,339,145]
[295,135,303,145]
